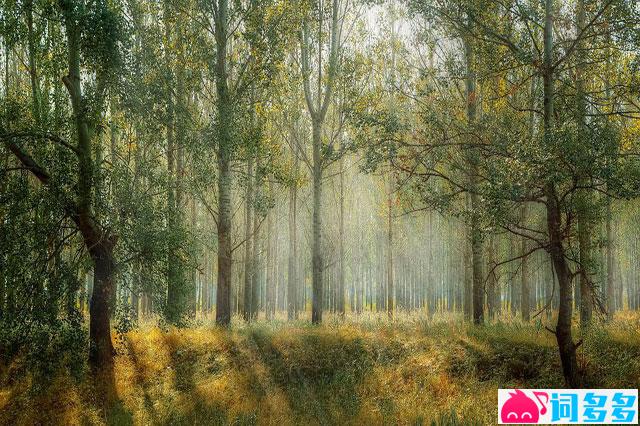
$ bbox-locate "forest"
[0,0,639,424]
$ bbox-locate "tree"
[1,0,124,377]
[299,0,343,324]
[396,0,640,386]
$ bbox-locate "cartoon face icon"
[501,390,548,424]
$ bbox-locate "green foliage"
[80,0,126,78]
[0,317,87,389]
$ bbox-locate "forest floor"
[1,312,639,426]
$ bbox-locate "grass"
[0,312,638,425]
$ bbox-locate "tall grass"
[0,312,638,425]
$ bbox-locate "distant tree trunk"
[131,275,139,321]
[356,262,363,314]
[463,31,483,325]
[203,249,210,315]
[606,198,614,319]
[243,155,254,322]
[214,0,233,326]
[575,0,592,327]
[266,200,275,320]
[463,209,472,321]
[521,74,536,322]
[487,235,497,320]
[165,77,180,321]
[386,3,397,319]
[0,144,7,320]
[190,196,197,315]
[386,169,394,318]
[164,0,177,320]
[163,0,189,324]
[300,0,339,324]
[250,163,260,320]
[288,144,299,320]
[310,120,323,324]
[603,18,616,321]
[521,204,530,322]
[338,155,346,317]
[578,215,593,326]
[177,22,194,318]
[26,0,40,123]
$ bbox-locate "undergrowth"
[0,312,638,425]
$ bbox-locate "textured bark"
[578,214,593,325]
[463,204,472,321]
[248,157,264,321]
[266,204,275,320]
[26,0,40,123]
[521,204,530,322]
[165,79,180,321]
[214,0,233,326]
[287,144,299,320]
[546,183,580,387]
[464,34,484,325]
[487,236,497,320]
[243,156,254,321]
[338,155,346,317]
[88,239,116,373]
[386,169,394,318]
[311,121,323,324]
[575,0,593,327]
[300,0,339,324]
[250,163,260,320]
[606,199,614,318]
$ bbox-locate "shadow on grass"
[581,327,640,388]
[447,334,563,387]
[120,336,159,425]
[105,399,134,426]
[247,327,373,425]
[161,333,228,425]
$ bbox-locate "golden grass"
[1,312,639,425]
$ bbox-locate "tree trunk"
[300,0,339,324]
[251,164,260,320]
[26,0,40,123]
[463,208,472,321]
[288,144,299,320]
[521,204,531,322]
[487,235,497,320]
[546,183,580,387]
[386,168,394,318]
[214,0,232,326]
[61,5,117,376]
[606,198,614,319]
[88,240,116,373]
[311,120,323,324]
[464,34,484,325]
[543,0,579,387]
[243,155,254,321]
[266,205,275,320]
[575,0,592,327]
[338,155,346,317]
